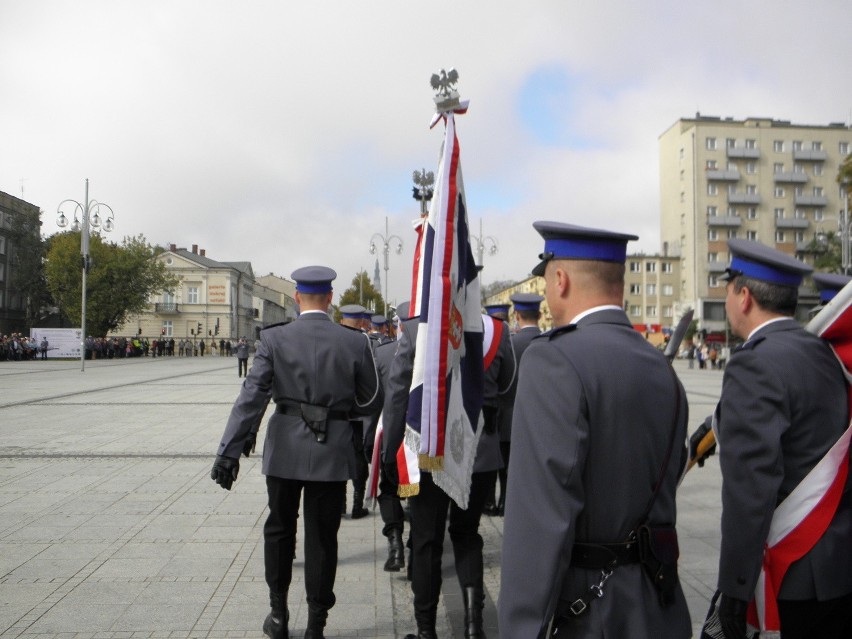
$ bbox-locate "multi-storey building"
[0,190,41,334]
[660,115,851,331]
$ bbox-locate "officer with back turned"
[210,266,383,639]
[499,222,691,638]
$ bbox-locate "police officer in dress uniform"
[370,314,393,344]
[373,302,410,573]
[210,267,383,639]
[491,293,543,517]
[690,240,852,639]
[338,304,373,519]
[481,302,512,517]
[810,272,852,318]
[499,222,691,638]
[384,300,515,639]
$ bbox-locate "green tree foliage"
[8,208,51,330]
[837,154,852,193]
[45,232,179,336]
[335,270,386,322]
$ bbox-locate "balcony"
[728,192,761,204]
[793,149,828,161]
[706,215,742,227]
[775,218,810,229]
[773,171,808,184]
[707,261,728,273]
[794,194,828,207]
[726,147,760,159]
[706,169,740,181]
[155,302,180,313]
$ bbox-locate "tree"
[335,270,386,322]
[480,279,517,302]
[838,153,852,194]
[8,208,51,331]
[800,230,842,273]
[45,232,179,336]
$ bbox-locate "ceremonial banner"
[399,105,484,507]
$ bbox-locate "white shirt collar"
[746,316,789,341]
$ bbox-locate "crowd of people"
[0,333,42,360]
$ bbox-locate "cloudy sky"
[2,1,851,306]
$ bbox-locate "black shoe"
[263,591,289,639]
[403,629,437,639]
[384,530,405,572]
[482,503,499,516]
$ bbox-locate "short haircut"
[562,259,625,297]
[516,309,541,322]
[732,275,798,316]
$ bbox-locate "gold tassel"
[398,484,420,498]
[418,454,444,471]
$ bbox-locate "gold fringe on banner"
[419,454,444,471]
[398,484,420,498]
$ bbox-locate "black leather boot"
[351,488,368,519]
[384,529,405,572]
[463,586,486,639]
[495,493,506,517]
[303,608,326,639]
[262,591,289,639]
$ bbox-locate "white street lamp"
[56,178,115,371]
[471,218,498,267]
[369,217,403,318]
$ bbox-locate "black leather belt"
[570,541,640,570]
[275,403,349,421]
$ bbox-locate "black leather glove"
[210,455,240,490]
[717,593,748,639]
[689,418,717,467]
[242,432,257,458]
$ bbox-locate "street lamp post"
[471,218,498,267]
[369,217,403,318]
[56,178,115,371]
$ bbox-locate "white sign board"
[29,328,83,359]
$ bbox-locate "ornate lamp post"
[412,168,435,217]
[841,178,850,275]
[471,218,498,267]
[56,179,115,371]
[369,217,403,317]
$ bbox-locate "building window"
[775,230,786,243]
[162,321,173,337]
[0,236,4,254]
[708,275,720,288]
[813,141,822,151]
[747,208,758,220]
[679,147,685,159]
[727,229,738,239]
[706,160,718,170]
[163,291,176,304]
[629,305,641,317]
[795,208,807,219]
[840,142,849,155]
[746,185,757,194]
[706,137,717,150]
[708,252,718,262]
[774,140,784,152]
[745,139,757,149]
[663,305,673,318]
[647,284,656,295]
[708,183,718,196]
[629,283,640,294]
[793,163,804,173]
[746,162,756,174]
[813,186,824,197]
[775,208,785,219]
[774,186,785,198]
[662,262,673,273]
[795,231,805,243]
[814,164,823,176]
[726,138,736,148]
[747,230,758,240]
[646,262,657,273]
[0,263,4,280]
[662,284,674,296]
[707,206,718,217]
[792,140,803,151]
[187,286,199,304]
[774,162,784,173]
[708,229,719,241]
[629,261,641,273]
[815,210,824,222]
[646,306,658,317]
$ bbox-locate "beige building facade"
[659,115,851,331]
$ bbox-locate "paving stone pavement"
[0,354,724,638]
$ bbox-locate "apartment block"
[660,115,852,331]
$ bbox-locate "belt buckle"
[568,598,587,616]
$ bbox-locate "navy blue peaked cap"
[511,293,544,311]
[723,239,811,287]
[484,303,511,316]
[291,266,336,294]
[532,221,638,276]
[339,304,367,319]
[813,272,852,303]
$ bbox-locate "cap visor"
[532,260,547,277]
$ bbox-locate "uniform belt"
[570,541,640,570]
[275,403,349,421]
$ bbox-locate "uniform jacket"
[717,318,852,601]
[479,316,516,472]
[499,309,691,638]
[498,324,540,442]
[217,312,383,481]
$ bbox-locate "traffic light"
[197,323,202,334]
[215,318,220,335]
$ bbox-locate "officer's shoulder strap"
[734,335,765,352]
[261,321,288,331]
[536,323,578,341]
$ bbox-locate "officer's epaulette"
[536,323,578,341]
[261,321,288,331]
[734,336,765,352]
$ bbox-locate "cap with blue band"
[813,272,852,302]
[531,221,638,277]
[511,293,544,312]
[291,266,336,294]
[724,239,811,287]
